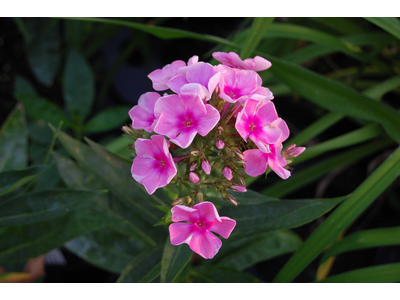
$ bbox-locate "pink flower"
[212,51,272,71]
[202,159,211,175]
[131,135,177,194]
[148,60,186,91]
[217,66,263,104]
[153,93,220,148]
[189,172,200,183]
[129,92,160,132]
[235,99,282,153]
[169,202,236,259]
[243,118,291,179]
[222,167,233,180]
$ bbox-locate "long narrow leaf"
[160,238,192,283]
[364,17,400,40]
[240,17,274,59]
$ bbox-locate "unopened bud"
[189,172,200,183]
[122,125,139,138]
[216,140,225,150]
[172,197,185,206]
[233,147,244,159]
[202,159,211,175]
[230,185,247,193]
[283,144,306,159]
[191,150,200,156]
[223,167,233,181]
[190,163,198,171]
[196,192,204,203]
[226,194,240,206]
[217,126,224,134]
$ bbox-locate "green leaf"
[0,199,119,263]
[217,230,302,270]
[64,19,83,49]
[160,238,192,283]
[117,246,164,283]
[25,18,60,86]
[363,75,400,100]
[364,17,400,40]
[321,227,400,263]
[240,17,274,59]
[274,145,400,283]
[0,104,28,172]
[220,195,345,235]
[309,17,363,35]
[258,52,400,143]
[83,106,131,134]
[0,166,46,196]
[0,189,106,226]
[63,50,94,122]
[191,266,261,283]
[317,263,400,283]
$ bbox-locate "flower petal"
[169,222,196,245]
[171,205,197,222]
[189,230,222,259]
[268,156,291,180]
[193,201,221,223]
[209,217,236,239]
[243,149,268,177]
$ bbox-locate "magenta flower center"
[249,124,256,131]
[185,120,193,127]
[197,221,204,227]
[160,160,166,167]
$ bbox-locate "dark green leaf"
[83,106,131,134]
[0,104,28,172]
[161,238,192,283]
[0,166,46,196]
[240,17,274,59]
[364,17,400,40]
[117,246,164,283]
[64,19,83,49]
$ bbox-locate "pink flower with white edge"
[243,118,291,179]
[167,62,221,101]
[212,51,272,71]
[148,60,186,91]
[153,93,220,149]
[169,202,236,259]
[217,66,263,104]
[235,99,282,153]
[131,135,177,194]
[129,92,160,132]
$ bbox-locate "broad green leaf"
[104,135,132,160]
[63,50,94,122]
[220,195,345,235]
[0,104,28,172]
[364,17,400,40]
[321,227,400,263]
[65,230,147,274]
[117,246,164,283]
[25,18,60,86]
[240,17,274,59]
[83,106,131,134]
[317,263,400,283]
[258,52,400,143]
[160,238,192,283]
[274,145,400,283]
[0,166,46,196]
[217,230,302,270]
[191,266,261,283]
[262,139,392,198]
[0,189,105,226]
[0,199,119,263]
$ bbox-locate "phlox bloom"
[235,99,281,153]
[131,135,177,194]
[153,93,220,148]
[243,118,291,179]
[169,202,236,259]
[212,51,272,71]
[129,92,160,132]
[148,60,186,91]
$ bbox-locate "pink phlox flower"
[153,93,220,148]
[283,144,306,159]
[222,166,233,180]
[167,62,221,101]
[148,60,186,91]
[217,66,263,104]
[131,135,177,194]
[235,99,282,153]
[212,51,272,71]
[243,118,291,179]
[129,92,160,132]
[169,202,236,259]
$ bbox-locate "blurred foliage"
[1,17,400,282]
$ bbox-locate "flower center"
[185,120,193,127]
[197,222,203,227]
[249,124,256,131]
[160,160,166,167]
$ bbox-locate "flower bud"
[224,194,239,206]
[189,172,200,183]
[230,185,247,193]
[202,159,211,175]
[223,167,233,181]
[190,163,198,171]
[172,197,185,206]
[191,150,200,156]
[283,144,306,159]
[216,140,225,150]
[196,192,204,203]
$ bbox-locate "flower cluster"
[125,51,305,259]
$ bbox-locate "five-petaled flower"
[169,202,236,259]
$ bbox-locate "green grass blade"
[273,145,400,282]
[240,17,274,59]
[317,263,400,283]
[363,75,400,100]
[0,166,46,196]
[321,227,400,263]
[364,17,400,40]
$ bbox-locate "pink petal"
[243,149,268,177]
[167,74,189,93]
[195,105,220,136]
[189,230,222,259]
[188,55,199,66]
[171,205,197,222]
[252,56,272,71]
[209,217,236,239]
[257,101,279,125]
[186,62,215,87]
[260,124,282,144]
[169,223,195,245]
[272,118,290,143]
[169,127,198,149]
[222,167,233,180]
[193,201,221,223]
[201,160,211,175]
[180,83,210,100]
[207,72,221,95]
[153,94,186,120]
[134,138,161,158]
[147,69,168,91]
[140,170,161,194]
[129,105,154,132]
[137,92,160,114]
[268,156,291,180]
[131,156,157,177]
